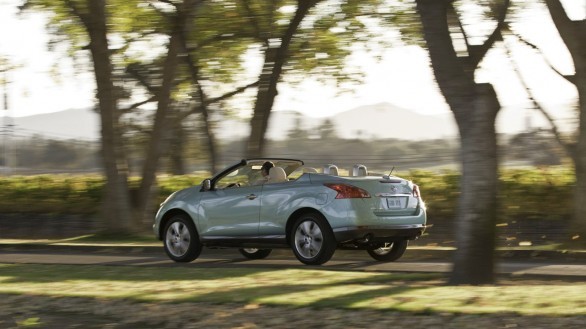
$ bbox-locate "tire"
[163,214,202,262]
[366,240,408,262]
[238,248,272,260]
[290,212,336,265]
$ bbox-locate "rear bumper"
[333,224,426,243]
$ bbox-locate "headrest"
[323,164,339,176]
[303,167,318,173]
[351,164,368,176]
[268,167,287,183]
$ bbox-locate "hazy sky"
[0,0,584,134]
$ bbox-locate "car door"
[198,185,262,238]
[258,181,299,237]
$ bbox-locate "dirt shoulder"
[1,294,585,329]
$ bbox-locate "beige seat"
[268,167,287,183]
[323,164,339,176]
[303,167,318,173]
[351,164,368,177]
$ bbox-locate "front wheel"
[239,248,272,260]
[290,213,336,265]
[163,214,202,262]
[366,240,408,262]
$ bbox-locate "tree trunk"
[247,47,279,158]
[169,119,186,175]
[200,104,220,173]
[246,0,316,158]
[84,0,133,234]
[136,0,199,227]
[450,84,500,284]
[416,0,502,284]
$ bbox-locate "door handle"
[246,194,258,200]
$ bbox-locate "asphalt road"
[1,248,585,278]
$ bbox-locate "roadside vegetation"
[0,167,574,223]
[1,166,582,248]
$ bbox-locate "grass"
[0,263,584,316]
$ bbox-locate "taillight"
[324,183,371,199]
[413,184,421,198]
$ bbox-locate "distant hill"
[327,103,457,140]
[229,102,458,141]
[13,108,100,141]
[10,103,460,141]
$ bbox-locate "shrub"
[0,168,575,225]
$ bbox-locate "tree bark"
[246,0,317,158]
[545,0,586,244]
[82,0,133,234]
[451,84,500,284]
[168,119,186,175]
[416,0,503,284]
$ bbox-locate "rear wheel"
[366,240,408,262]
[290,213,336,265]
[239,248,272,259]
[163,214,202,262]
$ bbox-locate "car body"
[154,158,426,265]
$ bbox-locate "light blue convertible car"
[154,158,426,265]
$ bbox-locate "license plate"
[387,197,406,209]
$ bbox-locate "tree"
[22,0,200,233]
[67,0,133,233]
[134,0,201,225]
[229,0,387,157]
[245,0,320,157]
[545,0,586,241]
[318,118,337,140]
[543,0,586,244]
[287,114,307,141]
[415,0,509,284]
[502,0,585,244]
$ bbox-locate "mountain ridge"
[8,103,460,141]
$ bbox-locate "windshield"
[214,159,303,189]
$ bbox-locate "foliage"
[0,175,105,214]
[0,168,575,224]
[407,167,575,224]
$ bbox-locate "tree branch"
[448,3,472,53]
[503,23,575,84]
[121,96,158,113]
[545,0,586,63]
[503,33,575,158]
[204,81,259,106]
[179,80,260,120]
[545,0,573,30]
[126,64,160,96]
[467,0,510,69]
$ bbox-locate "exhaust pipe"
[356,234,373,244]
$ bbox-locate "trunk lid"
[347,175,421,216]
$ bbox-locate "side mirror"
[202,179,211,191]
